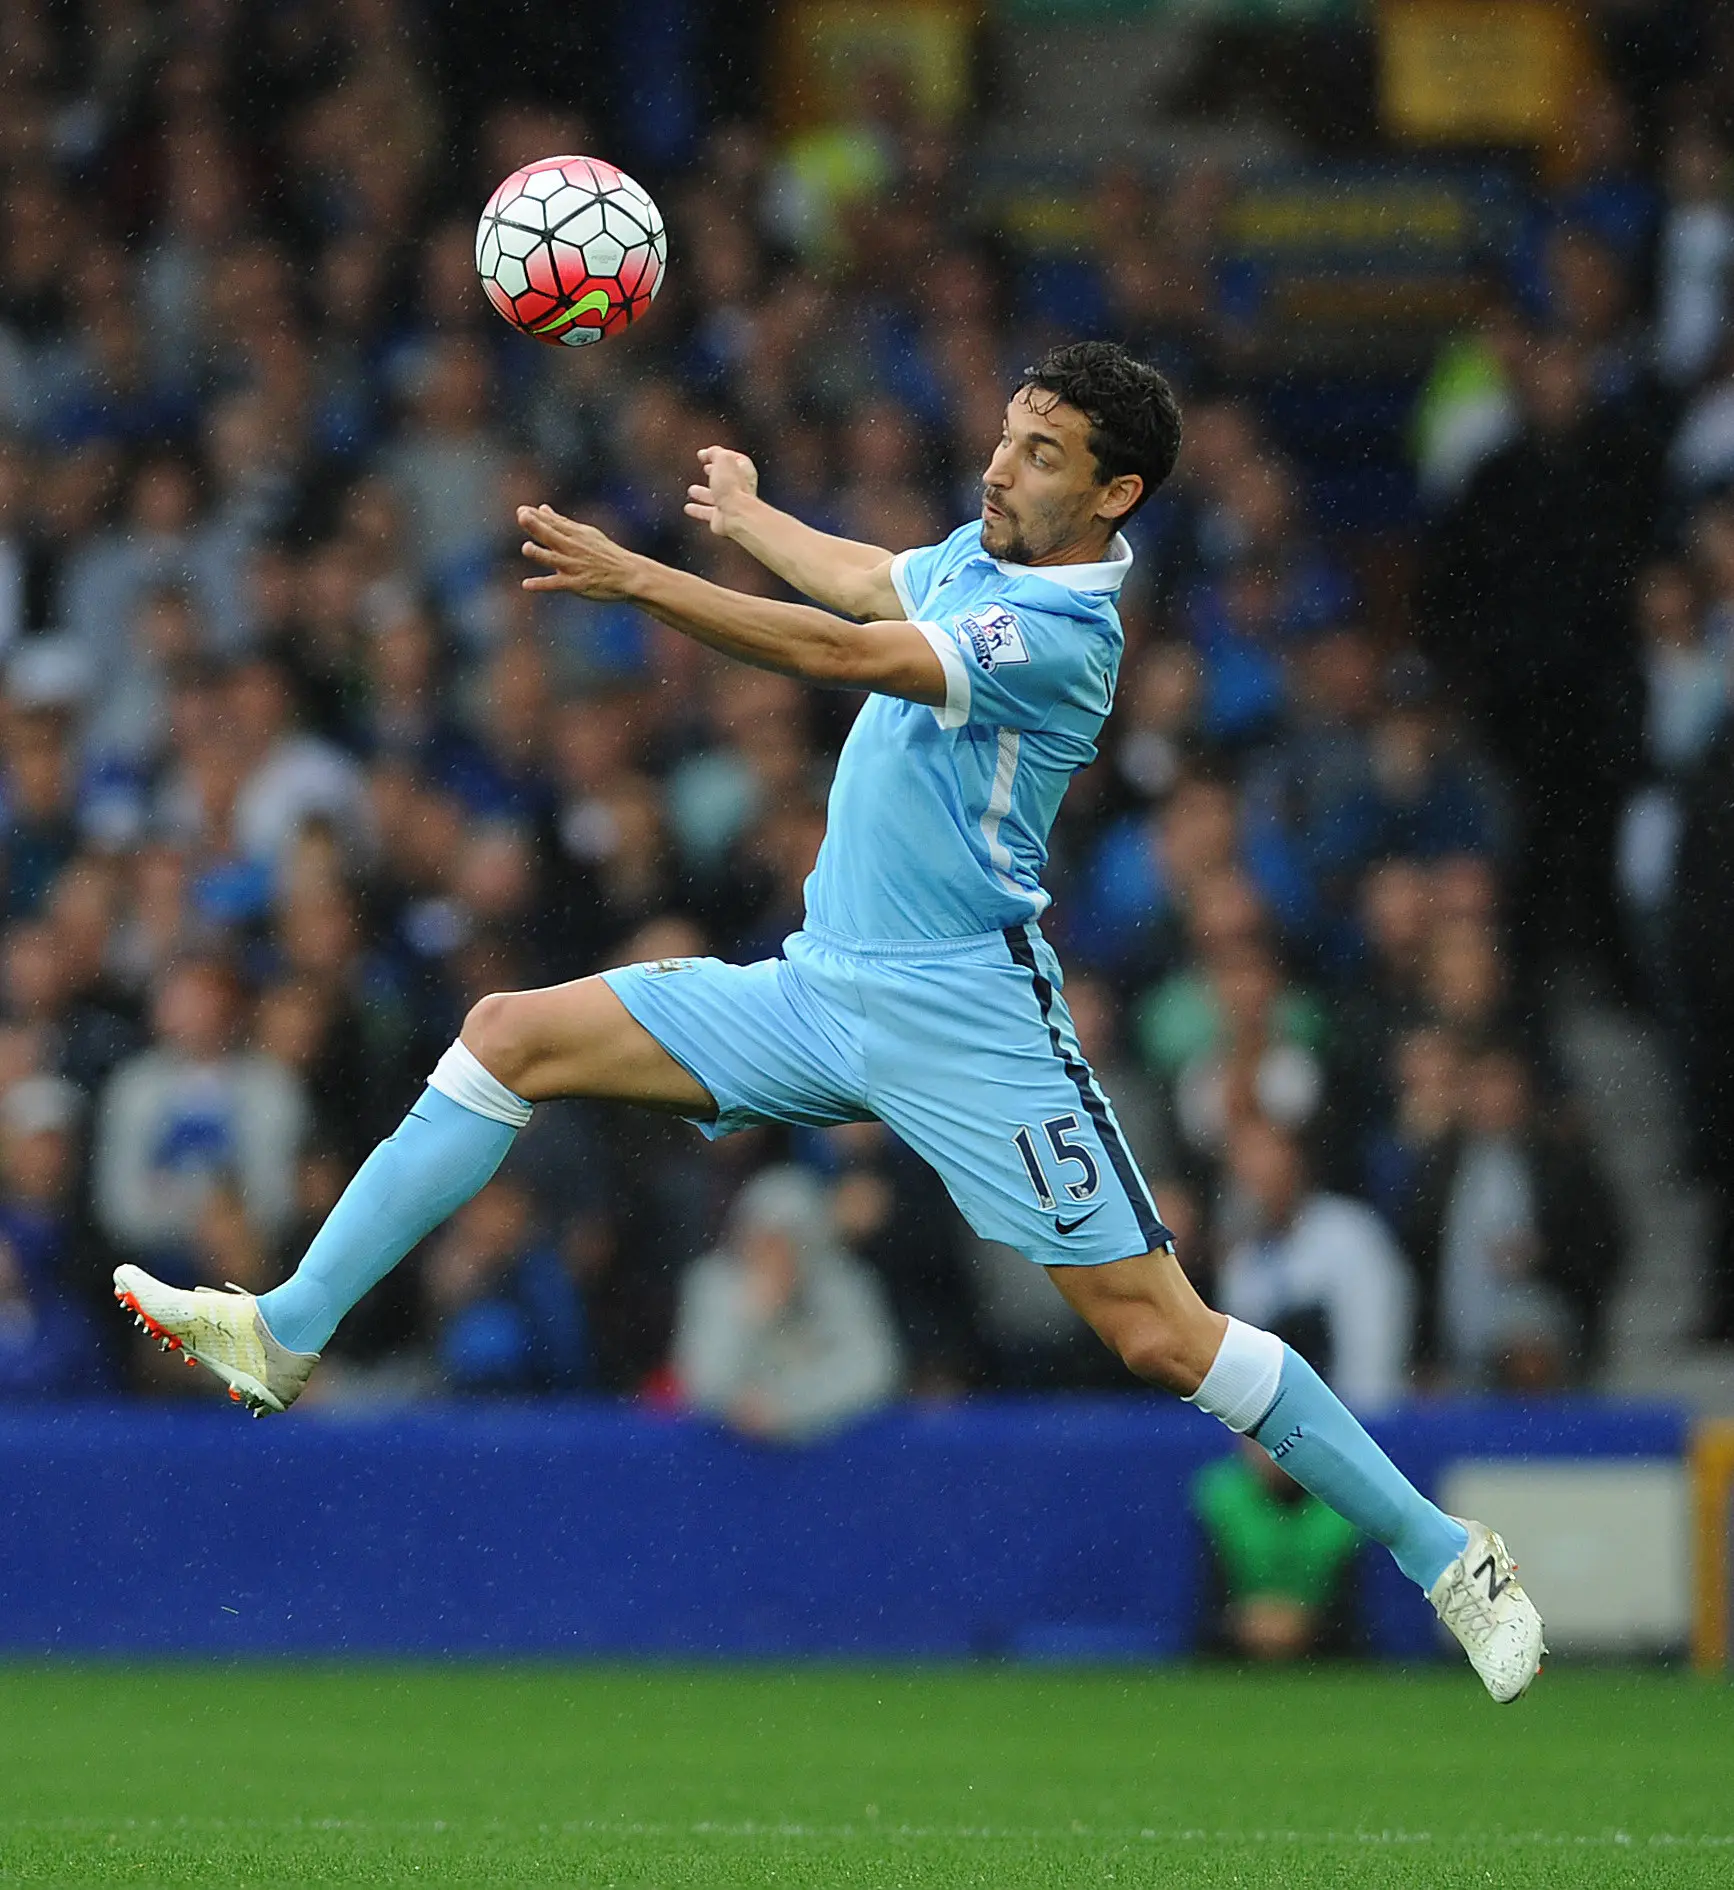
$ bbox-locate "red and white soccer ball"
[475,155,666,347]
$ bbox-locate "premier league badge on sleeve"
[956,605,1030,671]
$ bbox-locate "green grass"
[0,1664,1726,1886]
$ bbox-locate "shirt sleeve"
[887,539,951,620]
[916,598,1115,734]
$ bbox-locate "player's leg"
[249,978,713,1354]
[1048,1250,1545,1701]
[1047,1250,1465,1586]
[115,978,712,1407]
[859,931,1541,1697]
[119,951,871,1408]
[458,980,719,1107]
[975,930,1464,1586]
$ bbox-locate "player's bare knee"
[460,991,535,1090]
[1114,1317,1198,1395]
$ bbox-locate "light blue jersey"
[604,517,1173,1270]
[803,521,1133,941]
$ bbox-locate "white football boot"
[1429,1517,1546,1702]
[114,1264,319,1416]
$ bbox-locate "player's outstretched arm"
[686,446,904,622]
[520,504,943,706]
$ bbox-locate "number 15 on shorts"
[1012,1114,1101,1209]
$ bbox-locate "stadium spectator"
[92,956,306,1287]
[0,701,78,920]
[1654,125,1734,389]
[1079,768,1310,984]
[424,1174,588,1394]
[1157,945,1328,1174]
[1105,640,1205,804]
[672,1165,902,1442]
[1216,1116,1414,1411]
[1418,334,1661,985]
[1360,1025,1466,1372]
[1616,558,1723,1004]
[80,583,209,788]
[1411,295,1523,509]
[62,454,232,660]
[1429,1046,1622,1387]
[0,909,138,1098]
[822,1118,981,1394]
[225,656,373,879]
[0,1074,106,1396]
[1192,1440,1361,1662]
[1328,858,1437,1137]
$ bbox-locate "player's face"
[979,388,1128,564]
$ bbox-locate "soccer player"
[115,342,1543,1700]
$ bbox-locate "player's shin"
[1186,1319,1468,1591]
[254,1042,532,1354]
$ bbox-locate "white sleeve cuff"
[888,549,919,620]
[912,620,971,730]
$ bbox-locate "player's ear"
[1097,473,1143,524]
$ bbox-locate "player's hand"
[685,445,759,538]
[518,505,637,600]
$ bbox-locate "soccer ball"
[475,155,666,347]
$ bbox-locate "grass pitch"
[0,1664,1725,1886]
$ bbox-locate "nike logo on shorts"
[1054,1206,1104,1235]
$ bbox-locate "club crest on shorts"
[956,605,1029,671]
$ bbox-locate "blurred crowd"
[0,0,1730,1420]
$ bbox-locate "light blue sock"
[257,1075,525,1354]
[1187,1320,1467,1591]
[1248,1346,1468,1590]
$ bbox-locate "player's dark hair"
[1021,341,1183,515]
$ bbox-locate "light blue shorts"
[603,922,1173,1269]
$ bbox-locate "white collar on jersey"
[985,532,1134,596]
